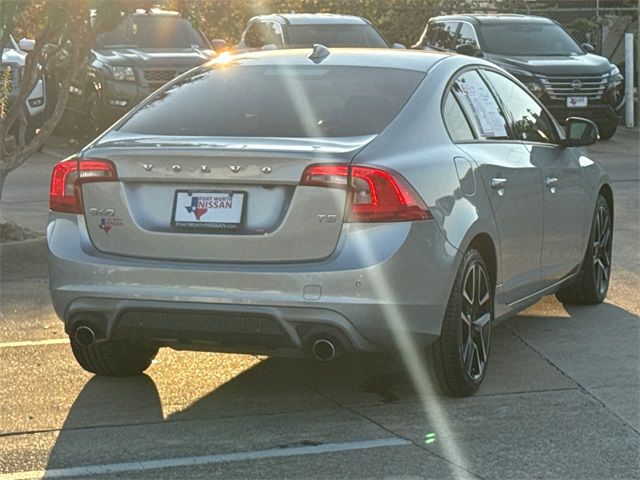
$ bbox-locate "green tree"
[0,0,146,203]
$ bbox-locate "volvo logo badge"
[229,165,242,173]
[571,79,582,90]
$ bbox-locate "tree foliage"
[0,0,149,201]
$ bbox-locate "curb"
[0,237,47,272]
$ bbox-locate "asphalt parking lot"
[0,130,638,479]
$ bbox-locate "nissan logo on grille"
[571,79,583,90]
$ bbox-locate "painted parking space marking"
[0,437,410,479]
[0,338,69,349]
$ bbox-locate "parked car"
[413,14,625,139]
[230,13,399,51]
[48,9,214,137]
[1,33,47,139]
[48,47,612,397]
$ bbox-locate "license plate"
[566,96,588,108]
[172,190,245,231]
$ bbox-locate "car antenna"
[308,44,330,64]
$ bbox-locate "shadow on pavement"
[44,300,639,475]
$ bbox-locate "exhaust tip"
[312,338,337,362]
[74,325,96,347]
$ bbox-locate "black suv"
[233,14,394,51]
[413,14,624,139]
[50,10,214,136]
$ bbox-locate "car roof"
[429,13,555,26]
[215,48,449,72]
[251,13,371,26]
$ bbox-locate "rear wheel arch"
[468,233,498,289]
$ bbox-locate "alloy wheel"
[593,202,612,296]
[460,262,492,381]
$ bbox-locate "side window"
[456,23,479,49]
[483,71,558,144]
[243,22,263,48]
[443,92,475,142]
[453,70,510,140]
[424,22,443,47]
[426,21,458,50]
[262,22,283,47]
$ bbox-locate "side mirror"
[210,39,227,53]
[581,43,595,53]
[455,43,482,57]
[18,38,36,52]
[392,43,406,49]
[563,117,598,147]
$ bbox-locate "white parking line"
[0,338,69,349]
[0,437,410,479]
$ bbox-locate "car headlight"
[110,66,136,82]
[608,65,623,87]
[525,80,545,99]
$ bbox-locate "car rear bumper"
[48,214,460,355]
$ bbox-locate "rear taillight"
[49,158,117,214]
[300,164,431,223]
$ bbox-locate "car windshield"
[95,15,207,49]
[118,64,424,138]
[481,22,584,56]
[286,24,389,48]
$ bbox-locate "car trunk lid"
[80,135,375,262]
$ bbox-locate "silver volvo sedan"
[47,47,613,397]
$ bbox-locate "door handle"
[491,178,507,190]
[546,176,558,188]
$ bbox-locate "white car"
[1,34,47,135]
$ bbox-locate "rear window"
[118,65,424,138]
[286,25,389,48]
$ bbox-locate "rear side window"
[483,70,558,144]
[453,70,510,140]
[119,65,424,138]
[443,93,475,141]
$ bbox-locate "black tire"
[556,194,613,305]
[596,121,617,140]
[70,337,158,377]
[432,249,493,397]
